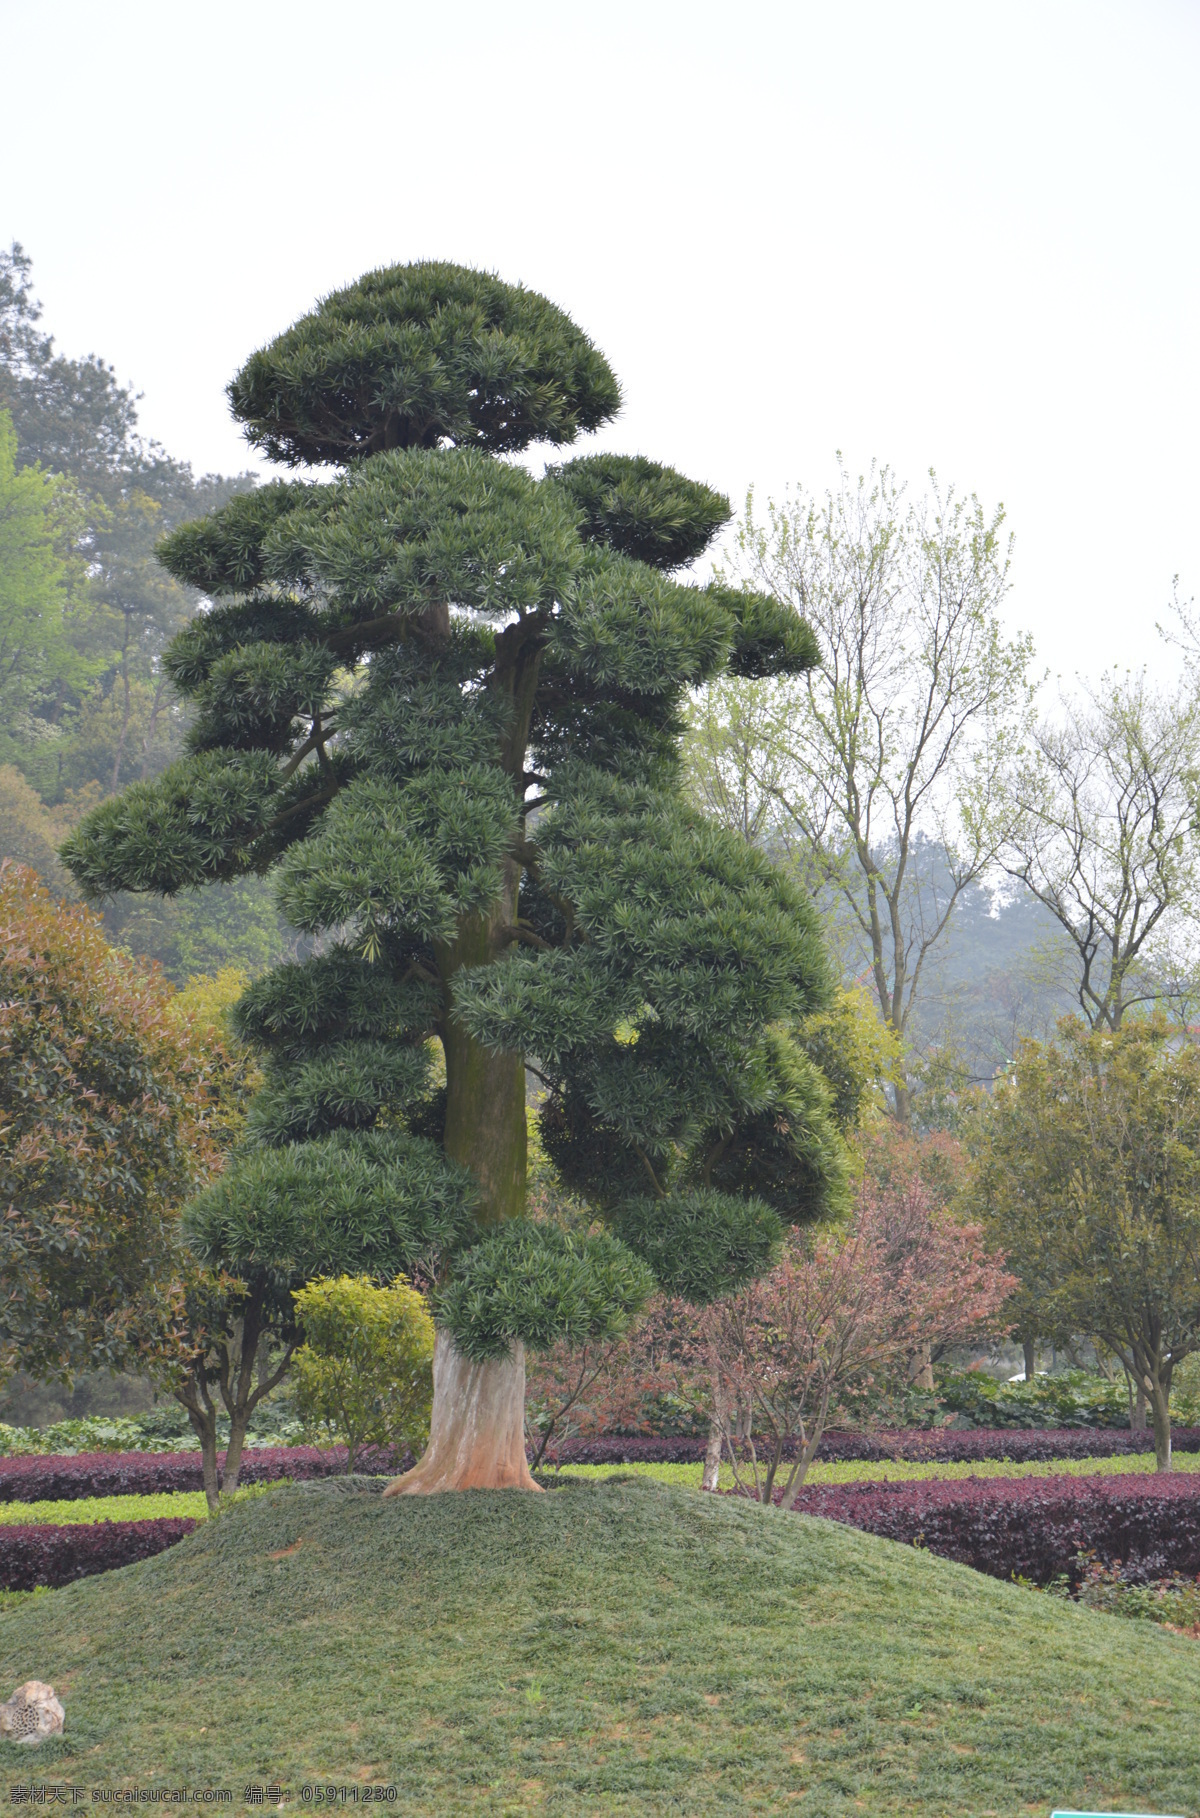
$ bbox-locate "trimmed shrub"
[5,1426,1199,1499]
[536,1427,1200,1467]
[0,1519,198,1591]
[0,1444,412,1503]
[781,1471,1200,1586]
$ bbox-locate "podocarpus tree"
[62,262,846,1493]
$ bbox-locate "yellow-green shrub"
[290,1275,434,1470]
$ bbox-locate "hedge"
[0,1519,198,1591]
[0,1445,411,1504]
[781,1471,1200,1586]
[537,1426,1200,1467]
[5,1427,1199,1501]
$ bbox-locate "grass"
[0,1491,211,1525]
[0,1478,1198,1816]
[549,1449,1200,1492]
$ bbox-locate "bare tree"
[684,677,788,843]
[1000,671,1200,1030]
[709,460,1033,1121]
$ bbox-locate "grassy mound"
[1,1478,1198,1815]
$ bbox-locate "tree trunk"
[906,1342,935,1392]
[439,890,528,1226]
[140,675,169,780]
[1150,1377,1173,1472]
[221,1404,252,1495]
[1132,1379,1148,1432]
[1023,1339,1037,1382]
[110,613,132,797]
[701,1418,723,1493]
[384,1330,541,1495]
[177,1387,220,1515]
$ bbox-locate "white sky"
[4,0,1198,687]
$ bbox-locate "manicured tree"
[62,263,845,1493]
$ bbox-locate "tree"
[0,764,78,898]
[999,672,1200,1031]
[0,243,254,804]
[0,862,224,1382]
[0,869,287,1508]
[291,1274,435,1471]
[703,1162,1012,1505]
[964,1017,1200,1469]
[0,409,89,746]
[62,260,848,1493]
[708,461,1034,1120]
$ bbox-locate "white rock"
[0,1681,65,1745]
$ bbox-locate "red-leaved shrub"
[536,1427,1200,1467]
[778,1470,1200,1585]
[0,1444,411,1503]
[0,1518,198,1590]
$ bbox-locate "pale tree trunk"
[384,1330,541,1496]
[701,1420,723,1493]
[906,1343,935,1392]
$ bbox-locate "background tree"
[999,671,1200,1031]
[964,1017,1200,1469]
[706,460,1033,1120]
[0,764,78,900]
[62,260,848,1493]
[703,1166,1012,1505]
[291,1274,435,1471]
[0,861,224,1382]
[0,409,90,753]
[0,244,295,982]
[0,867,288,1503]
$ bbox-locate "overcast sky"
[4,0,1197,686]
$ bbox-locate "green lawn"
[550,1448,1200,1491]
[1,1476,1198,1816]
[0,1491,212,1525]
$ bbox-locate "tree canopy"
[964,1016,1200,1469]
[0,861,225,1383]
[61,260,845,1491]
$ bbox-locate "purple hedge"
[5,1427,1199,1501]
[0,1444,411,1504]
[779,1471,1200,1586]
[0,1518,198,1591]
[538,1426,1200,1467]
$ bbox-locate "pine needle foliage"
[61,262,845,1364]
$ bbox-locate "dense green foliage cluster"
[61,260,845,1376]
[291,1274,434,1467]
[0,864,227,1382]
[965,1016,1200,1467]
